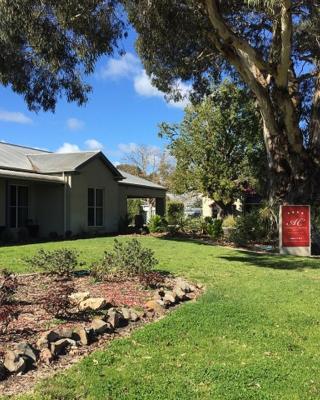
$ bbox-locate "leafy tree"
[122,0,320,204]
[160,82,267,211]
[0,1,124,111]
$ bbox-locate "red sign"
[281,205,310,247]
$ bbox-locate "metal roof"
[0,169,64,184]
[0,142,49,171]
[118,170,166,190]
[28,152,100,173]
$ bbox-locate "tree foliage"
[122,0,320,203]
[0,0,125,111]
[160,82,267,208]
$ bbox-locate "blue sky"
[0,32,187,164]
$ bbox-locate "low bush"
[222,215,237,228]
[0,269,18,306]
[0,269,19,334]
[25,248,78,277]
[206,219,223,240]
[230,211,267,246]
[183,217,205,234]
[148,215,168,233]
[41,280,75,318]
[167,201,185,225]
[91,239,158,281]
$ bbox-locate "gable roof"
[118,170,166,190]
[0,142,123,179]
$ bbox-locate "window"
[88,188,104,227]
[9,185,28,228]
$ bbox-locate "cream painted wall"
[34,183,64,237]
[69,157,120,234]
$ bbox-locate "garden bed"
[0,270,202,396]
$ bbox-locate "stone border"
[0,278,203,396]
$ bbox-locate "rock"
[73,327,89,345]
[107,309,126,328]
[69,291,90,305]
[173,287,187,301]
[90,319,111,335]
[163,291,177,305]
[51,338,77,357]
[4,350,27,374]
[121,308,131,320]
[0,362,8,381]
[16,342,38,363]
[144,300,165,314]
[79,298,107,312]
[37,330,61,349]
[40,348,54,365]
[57,328,75,339]
[196,283,204,290]
[130,311,140,322]
[175,279,191,293]
[189,284,196,293]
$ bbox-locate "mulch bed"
[0,273,164,354]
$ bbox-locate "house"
[0,142,166,238]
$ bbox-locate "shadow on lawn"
[220,251,320,270]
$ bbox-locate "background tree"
[119,144,175,190]
[123,0,320,204]
[160,82,267,212]
[0,1,124,111]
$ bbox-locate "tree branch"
[205,0,271,79]
[276,0,292,87]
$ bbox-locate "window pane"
[18,186,28,207]
[96,208,103,226]
[10,186,16,207]
[9,207,16,228]
[96,189,103,207]
[88,207,94,227]
[18,207,28,227]
[88,188,94,207]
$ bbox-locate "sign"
[280,205,311,256]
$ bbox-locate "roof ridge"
[28,151,100,156]
[0,141,51,153]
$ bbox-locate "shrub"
[0,270,19,334]
[41,280,75,318]
[25,248,78,277]
[0,269,18,306]
[230,211,267,246]
[91,239,158,281]
[183,217,205,234]
[206,219,223,240]
[222,215,237,228]
[167,201,185,225]
[148,215,168,233]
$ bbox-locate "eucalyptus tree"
[123,0,320,204]
[0,1,125,111]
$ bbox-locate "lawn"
[2,236,320,399]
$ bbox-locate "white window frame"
[9,184,29,228]
[88,187,104,227]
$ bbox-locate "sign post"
[280,205,311,256]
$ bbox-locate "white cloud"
[67,117,84,131]
[118,142,139,154]
[0,109,32,124]
[85,139,104,151]
[101,53,141,79]
[100,53,191,110]
[56,142,81,153]
[133,71,163,98]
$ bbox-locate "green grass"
[2,236,320,399]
